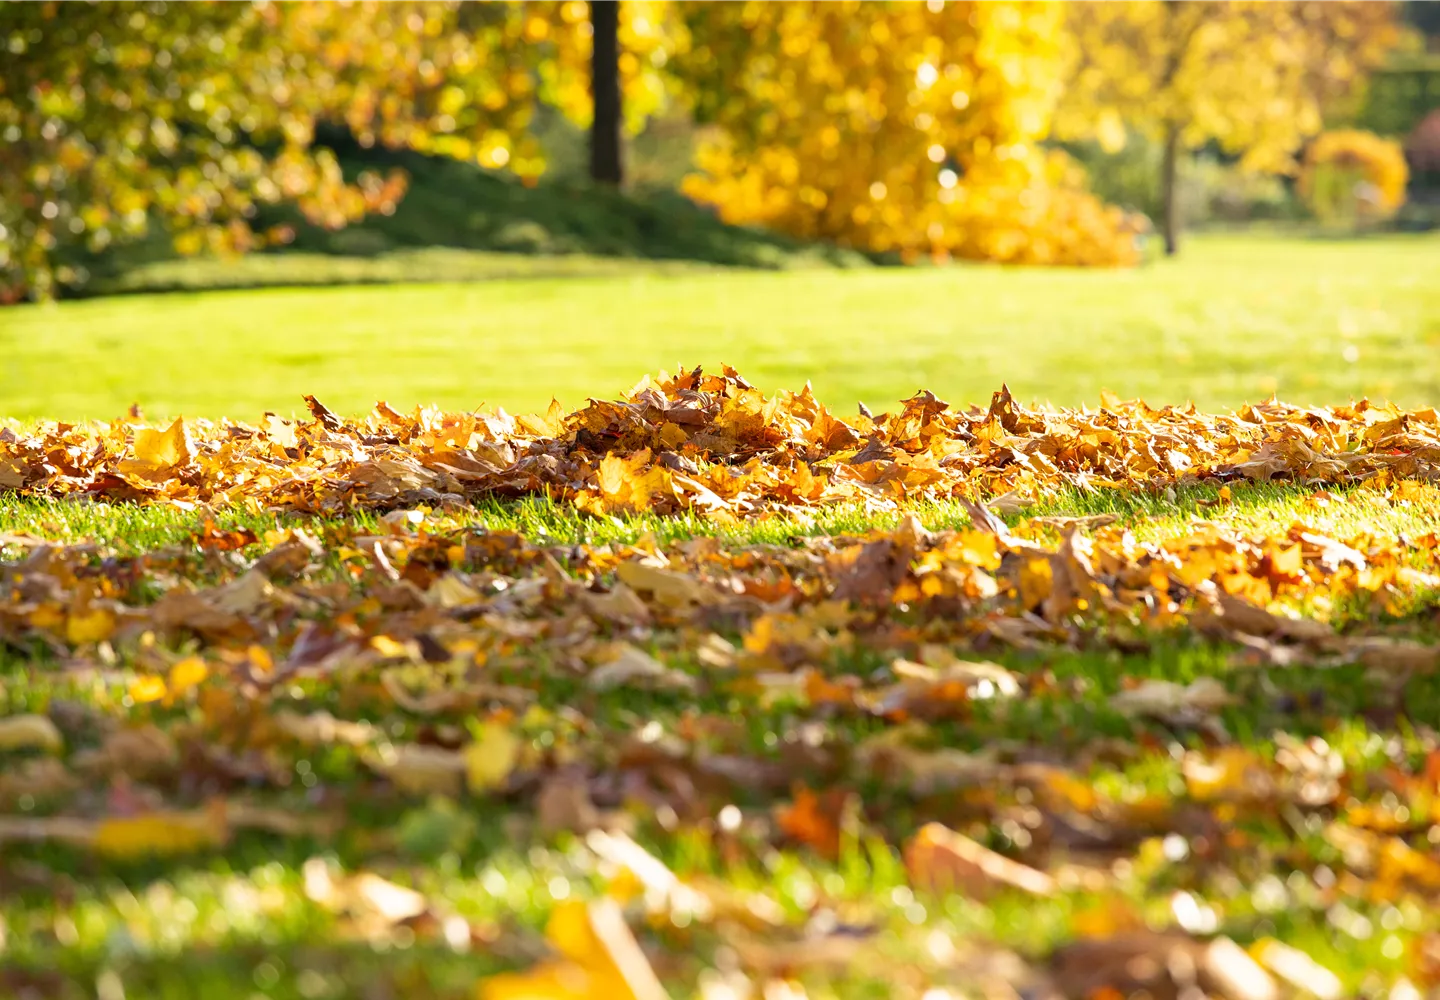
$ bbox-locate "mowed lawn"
[3,232,1438,422]
[8,233,1440,998]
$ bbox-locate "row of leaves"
[5,367,1440,519]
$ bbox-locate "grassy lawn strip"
[5,233,1439,420]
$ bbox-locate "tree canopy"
[0,0,1406,298]
[1054,0,1399,252]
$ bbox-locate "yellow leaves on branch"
[2,1,679,298]
[1056,1,1399,174]
[676,2,1139,266]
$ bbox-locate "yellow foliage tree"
[1055,1,1399,255]
[0,1,684,301]
[673,1,1139,267]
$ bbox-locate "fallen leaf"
[366,743,465,797]
[1049,931,1277,1000]
[1251,939,1342,1000]
[536,772,602,836]
[466,722,522,794]
[588,645,697,693]
[0,714,63,753]
[775,787,845,860]
[904,821,1055,898]
[93,804,229,859]
[615,560,711,609]
[478,898,669,1000]
[1110,677,1235,719]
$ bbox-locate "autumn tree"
[1056,1,1399,255]
[0,1,578,301]
[672,1,1137,266]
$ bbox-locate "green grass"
[6,483,1440,997]
[7,225,1440,997]
[5,232,1439,422]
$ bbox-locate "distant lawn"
[4,232,1438,422]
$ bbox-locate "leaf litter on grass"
[4,369,1440,997]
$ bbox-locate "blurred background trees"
[2,0,1433,301]
[1055,1,1398,255]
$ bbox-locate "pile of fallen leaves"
[4,365,1440,516]
[6,371,1440,999]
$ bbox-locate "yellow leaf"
[465,723,522,794]
[371,635,413,658]
[1019,556,1054,608]
[129,675,167,704]
[547,900,611,967]
[133,417,191,469]
[93,806,227,859]
[66,605,116,645]
[167,656,209,695]
[477,899,665,1000]
[478,960,595,1000]
[0,714,64,753]
[615,561,709,608]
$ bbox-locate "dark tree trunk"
[589,0,623,186]
[1160,124,1181,256]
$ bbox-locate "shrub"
[1299,129,1409,224]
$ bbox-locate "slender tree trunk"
[1160,123,1181,256]
[589,0,623,186]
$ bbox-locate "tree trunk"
[589,0,623,186]
[1160,123,1181,256]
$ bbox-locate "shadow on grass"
[63,132,877,300]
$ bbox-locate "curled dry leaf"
[303,858,428,926]
[72,724,179,782]
[0,714,64,753]
[0,757,79,806]
[1048,931,1277,1000]
[904,821,1056,898]
[536,771,602,837]
[365,742,466,797]
[478,898,670,1000]
[1110,677,1235,720]
[586,828,713,921]
[274,710,376,747]
[615,560,712,609]
[588,645,697,693]
[1251,939,1342,1000]
[855,728,1002,793]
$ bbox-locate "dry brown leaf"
[904,821,1056,898]
[536,772,602,836]
[615,560,711,608]
[365,743,465,797]
[1049,931,1277,1000]
[1110,677,1235,719]
[274,710,376,747]
[588,645,697,693]
[303,858,428,925]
